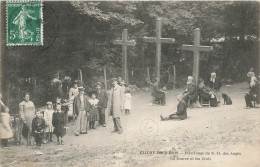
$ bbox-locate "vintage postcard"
[0,1,259,167]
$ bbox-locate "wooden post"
[113,29,136,84]
[181,28,213,92]
[79,69,83,86]
[173,65,176,89]
[143,18,175,79]
[57,70,60,80]
[104,67,107,91]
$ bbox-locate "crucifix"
[114,29,136,83]
[143,18,175,79]
[181,28,213,92]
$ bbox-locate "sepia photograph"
[0,1,259,167]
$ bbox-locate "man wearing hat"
[96,82,108,127]
[73,87,90,135]
[69,80,79,100]
[108,78,125,134]
[182,76,197,106]
[151,78,166,105]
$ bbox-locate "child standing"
[52,103,66,145]
[32,110,46,148]
[124,88,132,115]
[43,102,54,143]
[88,92,99,129]
[0,107,13,148]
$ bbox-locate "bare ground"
[1,82,260,167]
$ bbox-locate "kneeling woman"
[160,95,187,121]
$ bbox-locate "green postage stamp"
[6,1,43,46]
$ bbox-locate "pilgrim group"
[0,68,259,148]
[0,78,132,148]
[156,70,259,121]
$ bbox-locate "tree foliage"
[1,1,259,108]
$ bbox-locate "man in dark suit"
[73,87,90,135]
[151,78,166,105]
[96,82,108,127]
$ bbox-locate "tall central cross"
[114,29,136,84]
[143,18,175,79]
[181,28,213,92]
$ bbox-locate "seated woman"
[245,76,259,108]
[160,95,187,121]
[209,72,222,103]
[198,78,218,107]
[151,78,166,105]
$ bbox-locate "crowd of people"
[153,72,222,109]
[0,68,259,148]
[159,69,259,121]
[0,78,132,148]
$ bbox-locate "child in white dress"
[43,102,54,142]
[124,89,132,115]
[88,92,99,129]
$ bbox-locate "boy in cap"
[96,82,108,127]
[52,103,66,145]
[32,110,46,148]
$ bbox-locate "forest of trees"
[0,1,259,108]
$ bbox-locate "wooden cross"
[143,18,175,79]
[114,29,136,84]
[181,28,213,92]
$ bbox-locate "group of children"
[0,79,133,148]
[32,102,67,148]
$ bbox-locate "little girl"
[124,88,132,115]
[43,102,54,142]
[0,106,13,147]
[88,92,99,129]
[52,103,66,145]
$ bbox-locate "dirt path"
[1,82,260,167]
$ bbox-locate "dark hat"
[78,87,85,91]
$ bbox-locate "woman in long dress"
[0,93,13,147]
[19,93,35,145]
[88,92,99,129]
[43,102,54,142]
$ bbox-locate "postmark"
[140,119,159,137]
[6,1,43,46]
